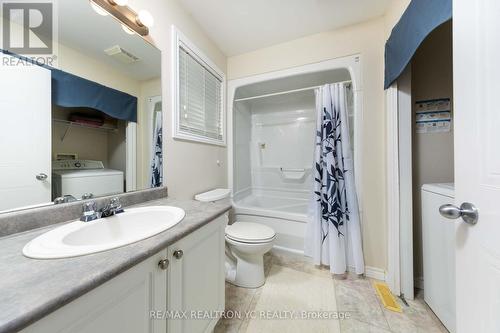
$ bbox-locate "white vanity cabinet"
[167,214,226,333]
[22,214,227,333]
[22,250,169,333]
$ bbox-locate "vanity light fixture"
[108,0,128,6]
[137,10,154,28]
[89,0,154,36]
[90,1,109,16]
[121,24,135,35]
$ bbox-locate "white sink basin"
[23,206,185,259]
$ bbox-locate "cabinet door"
[168,215,226,333]
[22,250,169,333]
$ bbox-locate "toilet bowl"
[195,189,276,288]
[225,222,276,288]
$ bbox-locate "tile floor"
[214,249,448,333]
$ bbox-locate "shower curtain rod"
[234,80,352,102]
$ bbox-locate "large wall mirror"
[0,0,162,212]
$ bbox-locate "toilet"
[195,189,276,288]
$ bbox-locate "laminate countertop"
[0,197,232,333]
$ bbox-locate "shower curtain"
[305,83,365,275]
[150,101,163,188]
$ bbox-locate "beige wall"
[58,43,141,97]
[411,21,454,280]
[384,0,412,38]
[228,18,387,271]
[130,0,228,199]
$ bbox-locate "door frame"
[386,67,414,300]
[126,122,137,192]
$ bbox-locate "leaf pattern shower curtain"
[150,101,163,188]
[305,83,365,275]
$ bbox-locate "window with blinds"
[177,44,224,144]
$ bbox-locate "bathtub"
[232,189,309,254]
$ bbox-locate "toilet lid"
[225,222,276,243]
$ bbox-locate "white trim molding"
[171,25,226,147]
[397,68,414,300]
[386,82,401,295]
[348,265,387,281]
[385,67,414,300]
[125,122,137,192]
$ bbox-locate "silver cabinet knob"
[173,250,183,259]
[158,258,169,270]
[36,173,48,181]
[439,202,478,225]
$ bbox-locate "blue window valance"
[384,0,452,89]
[0,49,137,122]
[51,69,137,122]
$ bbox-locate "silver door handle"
[439,203,478,225]
[36,173,48,181]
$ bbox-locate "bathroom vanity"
[22,214,226,333]
[0,194,231,333]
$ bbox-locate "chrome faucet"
[80,197,124,222]
[99,197,124,217]
[80,201,99,222]
[54,195,77,205]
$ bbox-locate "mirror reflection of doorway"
[148,96,163,188]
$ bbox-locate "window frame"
[171,26,226,146]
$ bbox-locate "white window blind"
[178,45,223,141]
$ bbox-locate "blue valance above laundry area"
[0,49,137,122]
[51,69,137,122]
[384,0,452,89]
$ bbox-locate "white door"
[453,1,500,332]
[168,216,226,333]
[0,55,51,211]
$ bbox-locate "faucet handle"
[81,201,99,222]
[106,197,124,215]
[109,197,122,209]
[110,197,120,205]
[83,201,97,212]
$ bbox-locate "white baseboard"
[364,266,386,281]
[270,247,387,281]
[348,265,386,281]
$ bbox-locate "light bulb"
[137,10,154,28]
[110,0,128,6]
[121,24,135,35]
[90,1,109,16]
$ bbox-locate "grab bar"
[280,167,306,172]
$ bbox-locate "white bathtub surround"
[233,189,308,252]
[305,83,364,275]
[229,56,364,264]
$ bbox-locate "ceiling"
[178,0,392,56]
[58,0,161,82]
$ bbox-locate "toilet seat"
[225,222,276,244]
